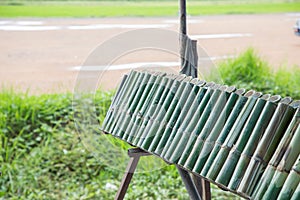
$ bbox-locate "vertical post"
[179,0,187,70]
[179,0,198,78]
[179,0,187,35]
[178,1,210,200]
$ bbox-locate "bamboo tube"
[101,72,129,132]
[261,171,288,200]
[228,95,282,191]
[215,94,271,186]
[136,75,191,148]
[110,71,147,135]
[141,78,198,150]
[154,82,213,156]
[126,74,172,144]
[148,79,206,153]
[162,84,220,162]
[205,91,262,181]
[290,182,300,200]
[122,72,165,141]
[199,90,258,178]
[131,74,179,146]
[260,115,300,199]
[105,70,141,134]
[277,155,300,200]
[114,72,153,138]
[158,83,214,157]
[191,89,248,175]
[237,97,295,197]
[252,164,277,199]
[252,106,300,199]
[181,86,237,170]
[171,85,228,164]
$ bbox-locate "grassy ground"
[0,1,300,17]
[214,48,300,99]
[1,49,299,199]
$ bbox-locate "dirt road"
[0,13,299,93]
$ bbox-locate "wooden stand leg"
[177,166,202,200]
[115,148,151,200]
[115,148,211,200]
[201,178,211,200]
[191,174,211,200]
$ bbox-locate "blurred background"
[0,0,300,199]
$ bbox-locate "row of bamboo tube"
[101,70,300,199]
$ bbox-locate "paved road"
[0,13,299,93]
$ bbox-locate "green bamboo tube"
[103,71,138,132]
[136,75,190,148]
[290,182,300,200]
[228,95,282,191]
[205,91,262,181]
[197,90,255,177]
[237,97,295,197]
[251,164,277,200]
[109,71,147,135]
[148,79,206,153]
[109,72,148,135]
[215,94,271,186]
[260,117,300,199]
[237,98,295,196]
[101,72,129,132]
[122,72,164,141]
[277,155,300,200]
[126,74,172,144]
[131,74,178,146]
[181,86,237,170]
[252,106,300,199]
[114,72,152,138]
[154,83,212,156]
[162,83,220,162]
[104,70,141,134]
[138,76,192,149]
[158,83,214,157]
[170,85,228,164]
[131,76,177,146]
[261,170,288,200]
[141,78,197,151]
[191,89,248,175]
[132,74,184,145]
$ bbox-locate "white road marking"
[0,23,172,31]
[0,25,60,31]
[0,21,12,25]
[70,56,235,71]
[163,19,203,24]
[204,55,236,61]
[191,33,252,39]
[68,24,172,30]
[15,21,44,25]
[70,62,180,71]
[286,13,300,17]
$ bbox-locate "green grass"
[0,89,239,199]
[212,48,300,99]
[0,1,300,17]
[1,49,300,199]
